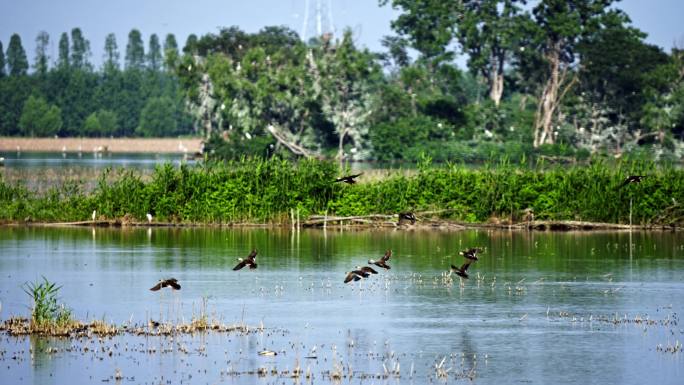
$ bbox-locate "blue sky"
[1,0,682,69]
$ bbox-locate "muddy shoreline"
[0,137,203,154]
[1,218,679,231]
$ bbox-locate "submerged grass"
[1,157,683,226]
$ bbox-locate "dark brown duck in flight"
[450,262,472,279]
[355,265,379,275]
[344,267,375,283]
[334,173,363,184]
[618,175,647,189]
[459,247,483,261]
[150,278,181,291]
[233,249,258,270]
[368,249,392,269]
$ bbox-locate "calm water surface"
[0,152,186,170]
[0,227,682,384]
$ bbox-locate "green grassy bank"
[1,158,683,226]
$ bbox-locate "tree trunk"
[489,53,505,107]
[337,127,347,163]
[534,43,562,148]
[489,72,504,107]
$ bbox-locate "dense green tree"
[379,35,410,69]
[34,31,50,75]
[147,33,162,71]
[83,109,118,136]
[18,95,63,136]
[0,76,32,134]
[103,33,120,72]
[137,96,177,136]
[70,28,91,70]
[455,0,528,106]
[183,34,198,55]
[529,0,618,147]
[57,32,69,69]
[196,27,250,58]
[576,12,668,123]
[125,29,145,70]
[6,34,29,76]
[312,29,381,160]
[163,33,179,71]
[0,41,6,78]
[59,70,98,135]
[253,26,300,51]
[379,0,457,63]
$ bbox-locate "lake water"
[0,227,682,384]
[0,151,187,170]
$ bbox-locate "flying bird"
[150,278,181,291]
[233,249,258,270]
[344,271,362,283]
[459,248,483,261]
[450,262,472,279]
[618,175,647,189]
[368,249,392,269]
[355,265,379,275]
[334,173,363,184]
[344,270,367,283]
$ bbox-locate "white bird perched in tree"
[92,210,96,221]
[146,213,153,223]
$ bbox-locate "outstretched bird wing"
[149,282,163,291]
[344,272,360,283]
[247,249,258,261]
[334,173,363,183]
[233,259,248,271]
[359,266,378,274]
[381,249,392,262]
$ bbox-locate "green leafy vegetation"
[1,159,682,226]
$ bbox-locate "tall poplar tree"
[103,33,120,71]
[0,41,6,78]
[6,34,28,76]
[125,29,145,70]
[163,33,179,71]
[147,33,162,71]
[57,32,70,69]
[70,27,91,70]
[34,31,50,75]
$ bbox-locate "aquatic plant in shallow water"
[21,276,73,328]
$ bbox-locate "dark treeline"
[0,28,193,137]
[1,0,684,162]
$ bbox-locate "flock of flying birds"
[149,173,647,292]
[149,247,485,292]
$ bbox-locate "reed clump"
[21,276,78,334]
